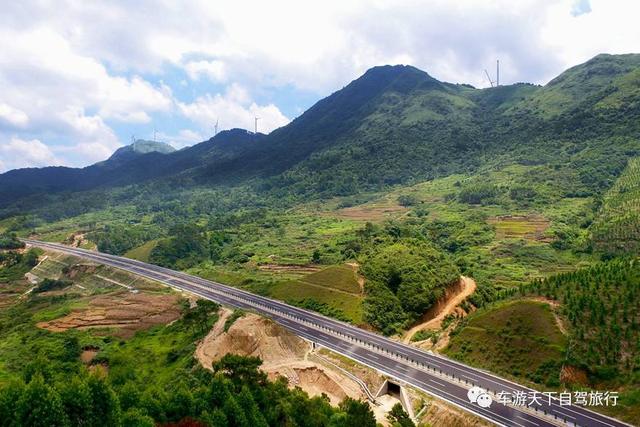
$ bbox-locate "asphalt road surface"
[23,239,632,427]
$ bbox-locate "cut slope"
[195,312,364,405]
[403,276,476,343]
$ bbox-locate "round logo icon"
[467,386,484,403]
[467,386,493,408]
[477,393,493,408]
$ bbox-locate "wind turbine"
[254,116,260,134]
[484,69,495,87]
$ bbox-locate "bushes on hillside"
[354,223,460,334]
[458,183,501,205]
[89,225,159,255]
[33,278,71,294]
[0,232,24,250]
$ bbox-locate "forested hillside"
[3,54,640,217]
[524,258,640,383]
[591,157,640,256]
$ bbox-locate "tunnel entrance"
[375,379,415,421]
[386,381,401,398]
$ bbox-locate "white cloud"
[0,103,29,129]
[156,129,202,150]
[0,26,171,168]
[178,85,290,135]
[185,60,227,82]
[0,137,62,171]
[1,0,640,170]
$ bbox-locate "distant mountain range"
[1,53,639,208]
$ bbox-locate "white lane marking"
[430,379,449,388]
[559,406,618,426]
[516,415,541,426]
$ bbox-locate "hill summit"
[108,139,176,163]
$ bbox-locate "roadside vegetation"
[0,255,379,427]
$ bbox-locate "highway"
[23,239,631,427]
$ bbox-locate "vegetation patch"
[487,215,550,241]
[124,239,160,262]
[300,265,362,294]
[524,258,640,384]
[591,156,640,256]
[445,300,566,386]
[223,309,245,332]
[270,281,363,323]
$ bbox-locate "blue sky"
[0,0,638,172]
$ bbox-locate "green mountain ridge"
[107,139,176,162]
[1,53,640,218]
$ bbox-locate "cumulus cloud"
[0,103,29,129]
[0,137,62,171]
[1,0,640,170]
[0,26,170,168]
[157,129,203,150]
[178,84,290,135]
[184,60,227,82]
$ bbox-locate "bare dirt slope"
[195,311,364,405]
[404,276,476,343]
[37,291,181,338]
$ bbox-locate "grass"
[124,239,160,262]
[445,300,566,386]
[269,280,363,324]
[31,299,89,322]
[486,215,549,240]
[301,265,361,294]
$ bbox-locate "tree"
[331,398,376,427]
[183,300,219,335]
[387,403,415,427]
[311,249,322,264]
[16,375,68,427]
[397,195,418,207]
[121,408,155,427]
[87,375,121,427]
[0,232,25,250]
[213,355,266,386]
[0,380,24,427]
[57,376,92,427]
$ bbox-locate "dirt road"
[403,276,476,343]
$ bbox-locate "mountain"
[106,139,175,164]
[1,54,640,210]
[0,129,263,206]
